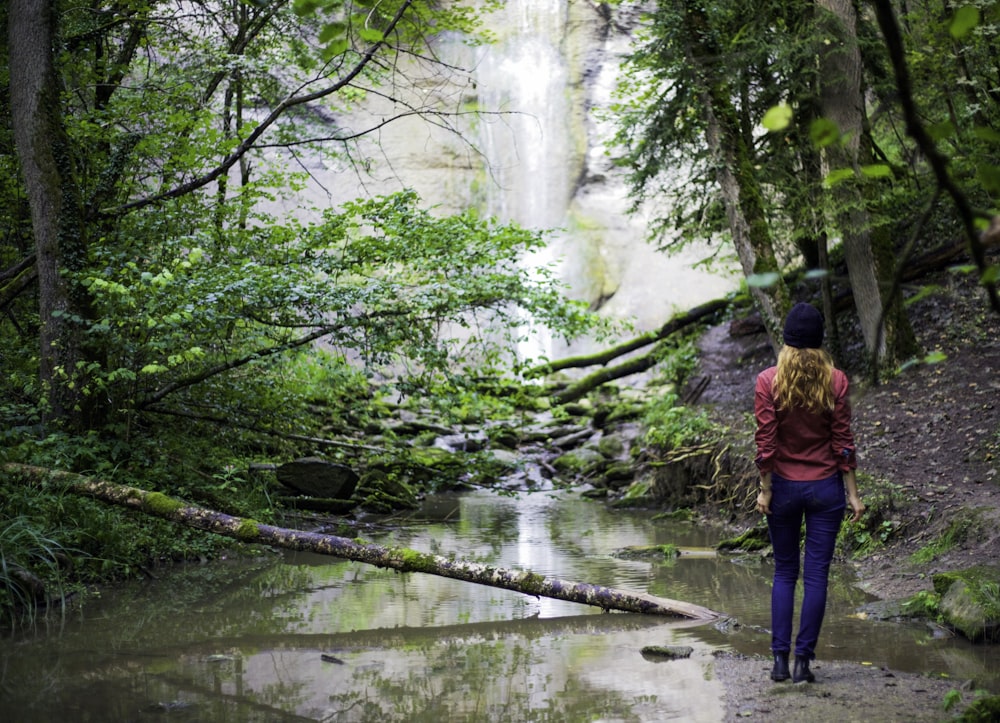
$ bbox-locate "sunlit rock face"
[278,1,738,360]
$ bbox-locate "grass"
[909,509,986,564]
[0,517,77,627]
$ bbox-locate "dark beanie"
[783,302,824,348]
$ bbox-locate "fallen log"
[528,297,733,377]
[4,464,724,621]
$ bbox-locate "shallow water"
[2,490,997,721]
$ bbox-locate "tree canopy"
[610,0,999,371]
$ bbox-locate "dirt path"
[712,652,974,721]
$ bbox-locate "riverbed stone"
[601,461,635,489]
[276,458,359,499]
[936,573,1000,642]
[552,448,606,475]
[640,645,694,661]
[596,433,625,459]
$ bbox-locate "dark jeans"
[766,472,846,660]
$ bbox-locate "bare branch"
[108,0,418,216]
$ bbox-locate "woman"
[754,302,865,684]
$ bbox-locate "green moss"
[519,572,546,595]
[717,525,770,552]
[235,519,261,541]
[901,589,941,619]
[654,508,694,522]
[397,547,436,573]
[615,544,680,560]
[933,566,1000,618]
[143,492,184,516]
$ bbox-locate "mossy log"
[4,464,724,621]
[530,298,732,378]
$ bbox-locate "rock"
[276,458,359,499]
[551,448,606,475]
[434,431,488,452]
[596,433,626,459]
[601,461,635,489]
[640,645,694,660]
[937,577,1000,642]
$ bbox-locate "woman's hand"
[847,493,865,523]
[756,489,772,515]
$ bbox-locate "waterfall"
[287,1,739,363]
[475,1,573,228]
[472,1,574,363]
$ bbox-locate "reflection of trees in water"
[324,635,641,722]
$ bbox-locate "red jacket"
[754,366,857,481]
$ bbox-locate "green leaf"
[949,6,980,39]
[928,121,957,141]
[981,265,1000,286]
[903,284,941,306]
[804,269,829,280]
[809,118,840,148]
[358,27,385,43]
[761,104,793,132]
[977,164,1000,194]
[860,164,892,179]
[948,264,978,275]
[972,127,1000,144]
[823,168,855,188]
[923,351,948,365]
[292,0,321,17]
[322,39,350,60]
[746,272,780,289]
[319,22,346,44]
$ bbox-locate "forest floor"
[689,261,1000,721]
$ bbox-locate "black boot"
[793,655,815,683]
[770,652,790,681]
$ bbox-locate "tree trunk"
[682,0,789,353]
[816,0,914,372]
[8,0,80,423]
[4,464,724,621]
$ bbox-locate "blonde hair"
[772,346,835,413]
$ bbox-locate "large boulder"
[276,457,359,499]
[933,566,1000,642]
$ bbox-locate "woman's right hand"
[756,489,772,516]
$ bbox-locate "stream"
[2,489,998,722]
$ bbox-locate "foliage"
[837,474,906,557]
[642,393,718,450]
[955,695,1000,722]
[0,517,77,627]
[0,0,612,609]
[901,589,942,620]
[651,331,702,391]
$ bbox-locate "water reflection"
[1,490,997,722]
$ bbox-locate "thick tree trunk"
[9,0,75,422]
[4,464,724,621]
[817,0,914,372]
